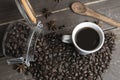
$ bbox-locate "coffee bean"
[27,32,116,80]
[4,22,32,57]
[4,22,116,80]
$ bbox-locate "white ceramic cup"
[62,22,105,55]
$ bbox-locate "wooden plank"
[29,0,95,14]
[0,0,120,56]
[38,10,97,33]
[0,0,120,26]
[0,0,94,24]
[0,57,33,80]
[0,0,22,23]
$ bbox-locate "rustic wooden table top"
[0,0,119,53]
[0,0,120,29]
[0,0,119,49]
[0,0,120,80]
[0,0,120,56]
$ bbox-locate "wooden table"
[0,1,120,80]
[0,0,120,56]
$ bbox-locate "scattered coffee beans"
[28,32,115,80]
[4,22,116,80]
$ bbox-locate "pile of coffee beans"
[28,32,115,80]
[4,22,116,80]
[4,22,31,57]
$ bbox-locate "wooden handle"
[84,8,120,28]
[71,2,120,28]
[21,0,37,24]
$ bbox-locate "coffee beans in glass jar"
[3,21,116,80]
[2,21,42,67]
[3,22,32,57]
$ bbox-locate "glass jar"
[2,0,44,67]
[2,21,43,67]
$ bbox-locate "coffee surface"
[76,28,100,50]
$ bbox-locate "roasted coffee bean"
[54,0,63,3]
[6,22,116,80]
[23,32,115,80]
[4,22,31,57]
[58,25,65,29]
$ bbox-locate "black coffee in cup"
[75,27,100,50]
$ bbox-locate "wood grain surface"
[0,1,120,80]
[0,0,120,55]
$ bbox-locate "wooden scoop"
[21,0,37,24]
[71,2,120,28]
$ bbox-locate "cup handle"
[62,35,72,43]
